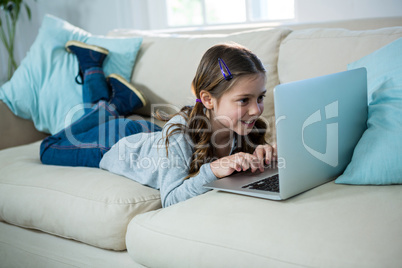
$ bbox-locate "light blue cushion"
[0,14,142,134]
[336,37,402,185]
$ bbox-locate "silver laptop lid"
[274,68,368,199]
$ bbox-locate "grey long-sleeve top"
[99,114,229,207]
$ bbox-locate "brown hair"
[155,43,268,179]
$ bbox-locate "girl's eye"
[258,95,266,103]
[239,98,249,104]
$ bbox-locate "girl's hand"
[210,152,263,179]
[253,144,277,172]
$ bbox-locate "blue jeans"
[40,68,162,167]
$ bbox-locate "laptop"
[204,68,368,200]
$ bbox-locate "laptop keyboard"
[241,174,279,193]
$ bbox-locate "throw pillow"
[0,14,142,134]
[335,38,402,185]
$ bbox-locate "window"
[166,0,294,28]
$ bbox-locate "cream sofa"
[1,17,402,267]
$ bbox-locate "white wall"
[295,0,402,22]
[1,0,402,81]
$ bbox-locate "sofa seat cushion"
[0,141,161,251]
[108,27,292,143]
[126,182,402,267]
[278,26,402,84]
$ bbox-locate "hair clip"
[218,58,233,81]
[196,98,202,103]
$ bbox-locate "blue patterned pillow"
[336,38,402,185]
[0,15,142,134]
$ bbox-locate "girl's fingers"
[254,147,265,171]
[272,144,278,161]
[230,153,256,172]
[240,154,251,171]
[212,144,279,178]
[254,144,274,166]
[244,153,261,173]
[265,146,273,165]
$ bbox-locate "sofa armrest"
[0,101,48,150]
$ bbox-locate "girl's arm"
[156,115,277,207]
[160,140,277,207]
[160,162,217,207]
[157,133,218,207]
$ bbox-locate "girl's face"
[209,73,266,136]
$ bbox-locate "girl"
[40,41,276,207]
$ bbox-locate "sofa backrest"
[0,100,48,150]
[109,27,292,142]
[1,17,401,150]
[278,26,402,84]
[146,16,402,34]
[109,17,402,143]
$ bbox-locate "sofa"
[1,16,402,267]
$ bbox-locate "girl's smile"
[240,119,257,127]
